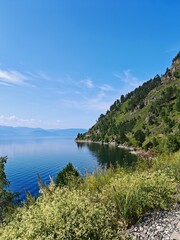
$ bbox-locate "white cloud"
[0,115,41,127]
[80,78,94,88]
[35,71,52,81]
[165,46,180,53]
[26,71,53,81]
[83,92,111,111]
[99,84,114,91]
[114,69,143,88]
[0,81,12,87]
[63,91,112,111]
[0,69,29,86]
[0,68,58,87]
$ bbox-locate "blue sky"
[0,0,179,129]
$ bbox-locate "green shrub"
[0,156,19,222]
[0,152,179,238]
[101,170,177,225]
[56,163,82,188]
[152,151,180,183]
[166,134,180,152]
[134,130,145,147]
[0,186,122,240]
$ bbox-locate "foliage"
[0,151,179,239]
[84,159,178,225]
[0,186,122,239]
[166,134,180,153]
[134,130,145,147]
[102,171,177,225]
[175,90,180,112]
[56,163,82,188]
[0,156,19,222]
[151,151,180,183]
[172,51,180,63]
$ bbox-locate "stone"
[127,206,180,240]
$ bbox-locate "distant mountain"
[77,52,180,153]
[0,126,87,139]
[48,128,87,138]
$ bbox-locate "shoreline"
[75,139,155,158]
[75,139,142,156]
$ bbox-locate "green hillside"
[77,52,180,153]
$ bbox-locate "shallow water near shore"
[1,137,137,200]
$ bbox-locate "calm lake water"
[1,138,137,200]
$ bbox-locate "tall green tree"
[0,156,18,221]
[134,130,145,147]
[56,163,82,188]
[175,90,180,112]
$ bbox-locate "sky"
[0,0,179,129]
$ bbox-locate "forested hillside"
[77,52,180,153]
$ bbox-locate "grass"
[0,151,179,239]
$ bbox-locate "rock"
[127,205,180,240]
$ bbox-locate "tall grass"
[152,151,180,183]
[0,151,179,239]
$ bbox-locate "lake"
[1,138,137,200]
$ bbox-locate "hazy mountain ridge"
[77,52,180,153]
[0,126,87,139]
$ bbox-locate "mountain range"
[0,126,87,139]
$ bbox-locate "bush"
[56,163,82,188]
[0,187,122,240]
[152,151,180,183]
[166,134,180,153]
[134,130,145,147]
[0,156,19,222]
[102,170,177,225]
[0,152,179,238]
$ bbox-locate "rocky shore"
[127,206,180,240]
[75,139,154,157]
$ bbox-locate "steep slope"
[77,52,180,153]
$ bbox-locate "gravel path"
[127,206,180,240]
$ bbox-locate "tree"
[76,133,83,139]
[120,94,125,103]
[56,163,82,188]
[173,71,180,78]
[176,98,180,112]
[172,51,180,62]
[134,130,145,147]
[166,135,180,153]
[175,90,180,112]
[0,156,18,221]
[98,114,105,121]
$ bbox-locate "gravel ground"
[127,206,180,240]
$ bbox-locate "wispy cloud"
[63,91,112,111]
[0,68,59,87]
[99,84,114,91]
[0,81,12,87]
[0,115,41,127]
[26,71,53,81]
[0,69,29,86]
[165,46,180,53]
[113,69,143,88]
[80,78,94,88]
[83,92,111,110]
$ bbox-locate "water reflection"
[2,138,137,200]
[76,142,137,167]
